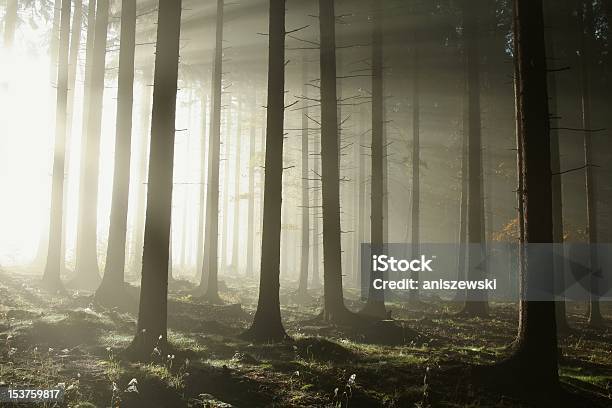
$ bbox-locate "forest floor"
[0,267,611,407]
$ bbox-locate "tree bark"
[4,0,18,48]
[60,0,83,275]
[96,0,137,301]
[456,85,468,289]
[460,0,488,316]
[361,0,386,318]
[242,0,288,342]
[221,103,233,271]
[311,130,321,289]
[200,0,224,303]
[502,0,559,389]
[231,101,242,272]
[577,0,604,327]
[196,93,208,281]
[129,0,182,356]
[319,0,351,322]
[356,104,367,291]
[42,0,70,293]
[128,69,153,278]
[543,0,568,331]
[73,0,110,290]
[409,33,421,304]
[297,59,310,297]
[246,92,257,277]
[49,0,61,81]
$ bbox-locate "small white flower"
[348,373,356,385]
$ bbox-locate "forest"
[1,0,612,406]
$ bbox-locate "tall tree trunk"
[96,0,137,302]
[200,0,224,303]
[42,0,70,293]
[241,0,288,342]
[319,0,352,322]
[455,88,468,290]
[4,0,17,48]
[60,0,83,275]
[231,101,242,272]
[221,103,232,271]
[73,0,110,290]
[500,0,559,389]
[129,0,182,356]
[460,0,488,316]
[281,191,289,276]
[311,132,321,289]
[356,104,367,291]
[246,93,257,277]
[35,0,66,266]
[128,70,153,278]
[68,0,96,272]
[361,0,386,318]
[49,0,61,80]
[297,60,310,297]
[257,123,266,275]
[196,93,208,281]
[577,0,604,327]
[409,34,421,304]
[544,0,568,331]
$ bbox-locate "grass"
[0,268,611,407]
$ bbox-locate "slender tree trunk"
[69,0,96,273]
[42,0,70,293]
[231,101,242,272]
[461,0,488,316]
[128,70,153,278]
[257,123,266,276]
[319,0,351,322]
[281,192,289,276]
[456,88,468,288]
[242,0,288,342]
[200,0,224,303]
[73,0,110,290]
[4,0,17,48]
[196,94,208,281]
[96,0,137,301]
[35,0,66,266]
[409,34,421,304]
[246,93,257,277]
[543,0,568,331]
[361,0,386,317]
[502,0,559,389]
[577,0,604,327]
[221,103,232,271]
[297,60,310,297]
[311,134,321,289]
[357,104,367,291]
[60,0,83,274]
[129,0,182,356]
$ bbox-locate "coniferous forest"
[1,0,612,406]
